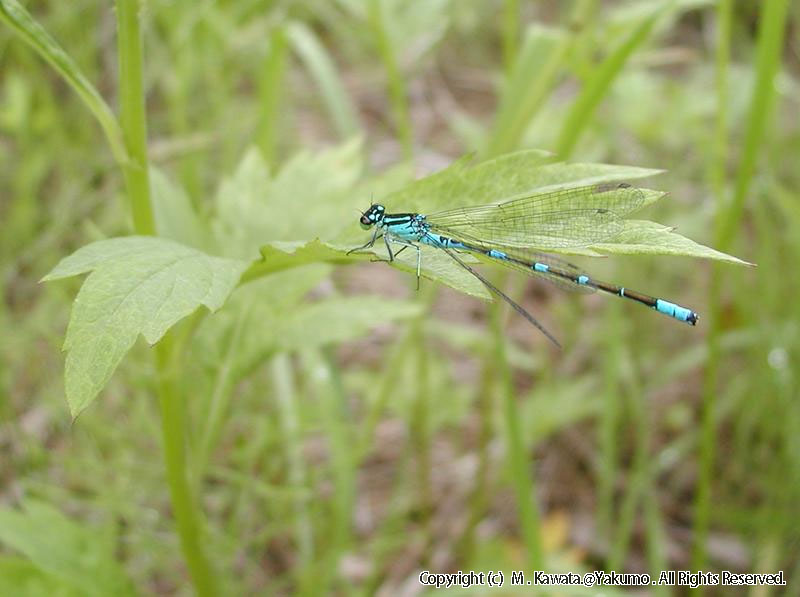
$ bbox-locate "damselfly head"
[359,204,385,229]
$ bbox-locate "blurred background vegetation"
[1,0,798,595]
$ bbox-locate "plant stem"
[194,301,251,488]
[306,348,355,595]
[157,337,219,597]
[695,0,788,579]
[368,0,413,161]
[693,0,731,579]
[555,3,662,159]
[458,352,494,563]
[257,25,288,166]
[608,365,646,570]
[599,300,622,562]
[487,0,594,158]
[409,285,437,558]
[490,274,544,571]
[116,2,215,594]
[0,0,128,164]
[501,0,520,74]
[708,0,731,198]
[116,0,154,235]
[272,354,314,588]
[287,22,360,141]
[715,0,789,249]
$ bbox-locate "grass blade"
[716,0,790,249]
[487,24,570,158]
[257,26,289,165]
[501,0,520,74]
[287,22,361,141]
[491,275,544,571]
[696,0,789,577]
[367,0,413,160]
[0,0,126,164]
[487,0,596,158]
[555,3,664,158]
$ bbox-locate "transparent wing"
[425,183,646,249]
[423,229,595,294]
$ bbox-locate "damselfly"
[349,182,698,347]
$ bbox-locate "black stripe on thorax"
[383,213,418,222]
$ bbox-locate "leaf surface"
[573,220,754,264]
[0,500,135,596]
[43,236,249,416]
[244,240,491,299]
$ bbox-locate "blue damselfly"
[349,182,698,347]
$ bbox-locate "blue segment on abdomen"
[533,262,549,273]
[577,275,590,285]
[488,249,508,259]
[655,299,694,322]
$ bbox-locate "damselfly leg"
[384,237,422,290]
[346,228,382,255]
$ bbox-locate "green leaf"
[587,220,754,264]
[555,2,665,158]
[488,24,571,157]
[336,0,451,62]
[42,236,249,417]
[523,378,602,445]
[256,26,288,163]
[150,166,209,251]
[0,557,85,597]
[242,240,356,282]
[0,500,136,597]
[0,0,126,163]
[242,239,491,299]
[234,297,422,373]
[213,139,364,258]
[608,0,716,28]
[277,297,421,350]
[381,0,451,62]
[286,22,361,139]
[376,150,664,215]
[234,151,747,306]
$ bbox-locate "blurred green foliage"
[1,0,798,595]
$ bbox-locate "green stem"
[695,0,788,579]
[555,3,663,159]
[608,366,646,570]
[599,300,622,562]
[501,0,519,74]
[307,348,355,595]
[257,25,288,166]
[409,285,437,558]
[486,0,594,158]
[708,0,731,197]
[368,0,413,161]
[491,274,543,570]
[116,0,155,235]
[693,2,731,578]
[716,0,789,249]
[194,302,251,488]
[357,325,414,460]
[287,22,360,141]
[116,2,214,594]
[272,354,314,584]
[458,353,494,564]
[156,337,218,597]
[0,0,127,165]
